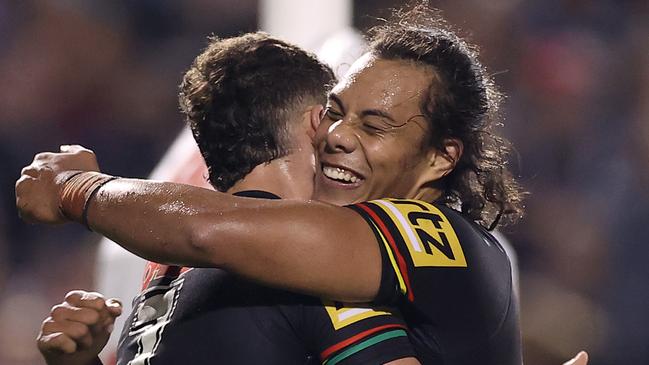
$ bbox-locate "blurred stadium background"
[0,1,647,364]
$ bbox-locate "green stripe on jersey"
[324,329,408,365]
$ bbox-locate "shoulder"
[348,198,501,267]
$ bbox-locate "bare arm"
[88,178,381,301]
[16,146,382,302]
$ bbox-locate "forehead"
[331,53,434,112]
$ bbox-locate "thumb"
[564,351,589,365]
[105,298,123,317]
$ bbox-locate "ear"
[416,138,464,186]
[436,138,463,177]
[307,105,324,141]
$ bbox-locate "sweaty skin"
[20,55,589,365]
[34,104,423,365]
[17,57,456,302]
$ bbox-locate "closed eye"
[324,107,344,121]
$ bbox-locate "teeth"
[323,166,361,183]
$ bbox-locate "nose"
[325,119,358,153]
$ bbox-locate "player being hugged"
[19,4,589,365]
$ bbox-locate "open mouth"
[321,164,364,185]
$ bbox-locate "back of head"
[179,32,335,192]
[368,2,524,228]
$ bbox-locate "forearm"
[16,146,380,300]
[85,178,381,301]
[86,178,231,267]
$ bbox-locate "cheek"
[369,141,425,185]
[315,117,334,141]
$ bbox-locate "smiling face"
[312,53,446,205]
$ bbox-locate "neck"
[227,154,314,200]
[410,185,444,202]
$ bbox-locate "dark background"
[1,1,647,364]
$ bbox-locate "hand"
[563,351,589,365]
[16,145,100,224]
[37,290,122,365]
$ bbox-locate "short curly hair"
[368,3,525,228]
[179,32,335,191]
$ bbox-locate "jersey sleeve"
[346,199,472,305]
[346,199,521,362]
[301,300,417,365]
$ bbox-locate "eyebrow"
[329,93,398,124]
[328,93,346,115]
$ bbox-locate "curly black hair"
[368,3,525,228]
[179,32,335,191]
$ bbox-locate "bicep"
[193,200,383,302]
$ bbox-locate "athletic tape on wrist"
[59,171,118,229]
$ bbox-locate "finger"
[41,318,93,349]
[33,152,54,162]
[15,178,36,222]
[70,291,116,329]
[99,299,123,329]
[20,165,39,178]
[15,175,34,201]
[38,332,77,354]
[106,298,123,317]
[66,291,106,311]
[50,303,101,326]
[563,351,589,365]
[15,174,35,191]
[574,351,588,365]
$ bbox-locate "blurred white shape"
[98,127,209,362]
[492,231,519,297]
[259,0,351,51]
[316,27,367,80]
[96,2,358,358]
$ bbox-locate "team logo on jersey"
[128,276,185,365]
[322,300,391,330]
[373,199,467,268]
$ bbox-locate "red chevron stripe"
[356,203,414,302]
[320,323,407,361]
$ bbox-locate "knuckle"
[50,304,68,319]
[65,290,84,302]
[34,152,52,161]
[40,318,56,333]
[86,291,105,300]
[80,291,106,308]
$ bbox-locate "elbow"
[186,218,227,268]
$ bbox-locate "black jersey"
[348,199,522,364]
[116,191,416,365]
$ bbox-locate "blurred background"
[0,0,647,364]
